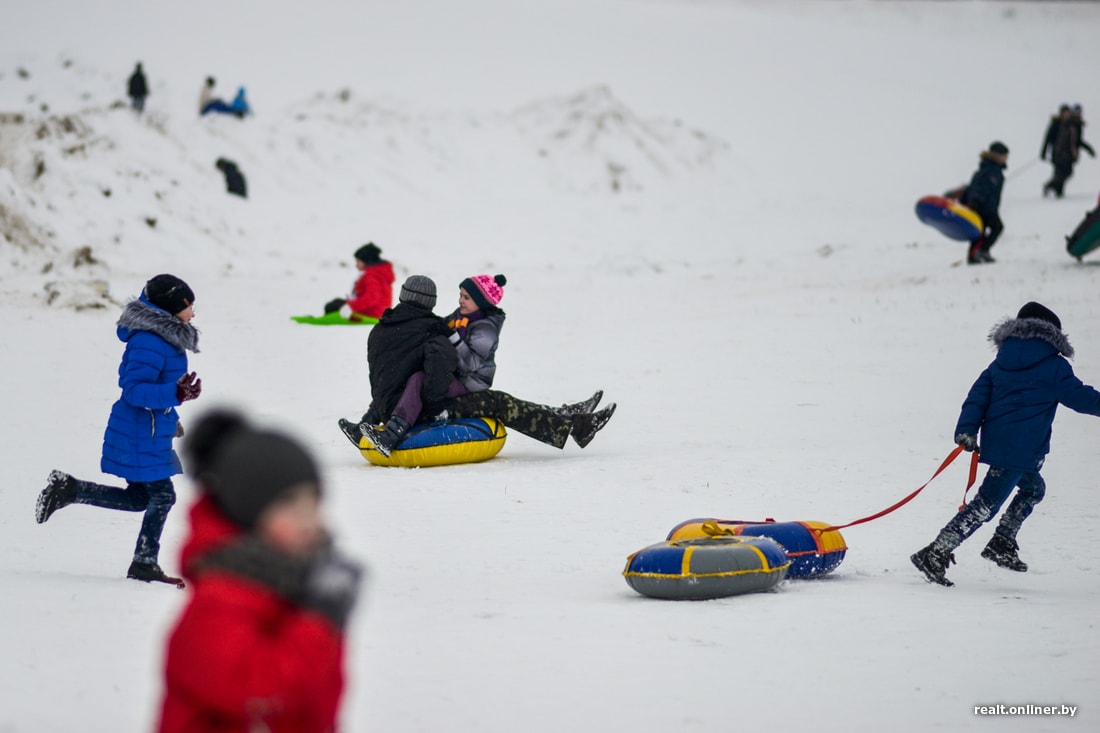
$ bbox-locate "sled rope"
[812,446,980,535]
[1005,156,1041,181]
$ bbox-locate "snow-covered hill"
[3,2,1100,732]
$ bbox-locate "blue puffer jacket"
[955,317,1100,472]
[100,296,200,482]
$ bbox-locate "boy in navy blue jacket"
[912,302,1100,586]
[960,141,1008,265]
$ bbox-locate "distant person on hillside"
[1041,103,1094,198]
[911,302,1100,587]
[158,410,362,732]
[959,141,1009,265]
[230,86,252,117]
[323,243,395,321]
[127,62,148,113]
[35,274,202,587]
[215,158,247,198]
[199,76,243,118]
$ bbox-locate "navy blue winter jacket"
[955,317,1100,472]
[960,154,1006,216]
[100,296,199,483]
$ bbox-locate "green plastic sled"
[290,312,379,326]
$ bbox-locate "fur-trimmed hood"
[989,316,1073,365]
[117,296,200,353]
[979,150,1008,168]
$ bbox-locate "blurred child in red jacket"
[158,410,363,733]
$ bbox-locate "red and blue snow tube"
[915,195,983,241]
[666,518,847,578]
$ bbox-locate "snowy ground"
[3,1,1100,731]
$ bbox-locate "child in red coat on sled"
[324,242,395,320]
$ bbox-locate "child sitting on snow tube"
[338,273,615,457]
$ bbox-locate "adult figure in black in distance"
[1043,104,1095,198]
[216,158,247,198]
[128,62,148,113]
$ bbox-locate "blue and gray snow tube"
[623,535,790,600]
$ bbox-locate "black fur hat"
[1017,301,1061,330]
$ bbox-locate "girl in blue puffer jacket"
[35,274,203,586]
[912,302,1100,586]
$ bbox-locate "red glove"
[176,372,202,403]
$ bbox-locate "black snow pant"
[968,206,1003,259]
[441,390,572,449]
[1044,158,1074,198]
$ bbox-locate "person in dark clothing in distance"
[960,141,1008,265]
[215,158,247,198]
[128,62,148,113]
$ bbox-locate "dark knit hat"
[989,141,1009,156]
[1017,301,1061,330]
[354,243,382,264]
[144,274,195,315]
[185,410,321,529]
[399,275,437,309]
[460,274,507,311]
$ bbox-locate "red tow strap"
[814,446,980,535]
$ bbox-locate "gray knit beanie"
[399,275,437,310]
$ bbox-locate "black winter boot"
[554,390,603,416]
[910,543,957,587]
[338,419,363,447]
[981,533,1028,572]
[127,560,185,588]
[362,416,411,458]
[36,470,78,524]
[570,404,616,448]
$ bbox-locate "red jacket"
[157,498,346,733]
[347,261,394,319]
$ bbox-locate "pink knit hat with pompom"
[461,274,507,310]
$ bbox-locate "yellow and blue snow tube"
[666,518,847,578]
[623,535,790,600]
[358,417,506,468]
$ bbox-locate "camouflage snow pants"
[441,390,572,449]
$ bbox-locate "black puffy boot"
[362,416,411,458]
[570,404,616,448]
[554,390,603,416]
[36,470,78,524]
[981,533,1028,572]
[911,543,957,587]
[127,560,185,588]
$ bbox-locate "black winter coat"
[128,70,148,99]
[960,155,1005,216]
[1042,118,1076,165]
[367,303,458,419]
[217,160,247,198]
